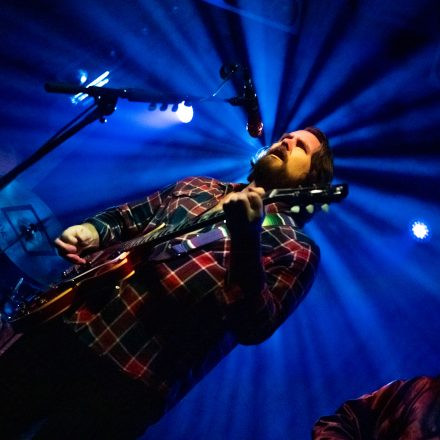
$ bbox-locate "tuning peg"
[321,203,330,213]
[290,206,301,213]
[306,204,314,214]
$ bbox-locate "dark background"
[1,1,439,438]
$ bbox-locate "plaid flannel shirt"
[64,176,320,412]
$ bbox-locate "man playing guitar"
[1,127,335,439]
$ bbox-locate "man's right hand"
[54,223,100,265]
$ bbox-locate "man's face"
[252,130,321,189]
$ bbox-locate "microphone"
[243,71,263,138]
[221,64,263,137]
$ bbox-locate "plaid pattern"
[64,177,320,411]
[313,376,440,439]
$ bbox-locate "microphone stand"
[0,78,251,190]
[0,92,118,190]
[0,83,205,190]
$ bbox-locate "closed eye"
[297,140,309,153]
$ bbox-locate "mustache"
[266,144,287,161]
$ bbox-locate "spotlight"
[78,70,88,84]
[411,221,430,241]
[176,102,193,123]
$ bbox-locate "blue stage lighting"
[176,102,193,123]
[251,145,269,164]
[71,71,110,105]
[78,70,88,84]
[411,221,430,240]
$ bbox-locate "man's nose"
[282,136,296,152]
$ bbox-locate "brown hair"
[302,126,334,185]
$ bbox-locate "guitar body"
[8,249,138,331]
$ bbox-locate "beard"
[251,154,295,190]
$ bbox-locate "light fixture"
[176,102,193,123]
[411,220,430,241]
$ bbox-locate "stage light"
[71,71,110,105]
[411,221,430,241]
[176,102,193,123]
[87,71,110,87]
[78,70,88,84]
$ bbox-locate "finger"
[76,228,93,245]
[54,237,78,254]
[224,193,250,211]
[247,192,263,212]
[66,253,87,265]
[60,230,79,245]
[224,193,239,203]
[222,193,239,211]
[248,186,265,196]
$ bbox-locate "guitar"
[4,183,348,331]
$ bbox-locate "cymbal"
[0,181,67,288]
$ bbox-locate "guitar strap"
[169,213,297,256]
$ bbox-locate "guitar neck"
[111,183,348,254]
[117,205,226,253]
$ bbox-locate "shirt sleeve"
[312,381,406,439]
[312,376,440,439]
[85,182,176,247]
[223,226,320,345]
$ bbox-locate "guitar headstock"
[265,183,348,225]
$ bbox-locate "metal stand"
[0,66,254,191]
[0,95,117,190]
